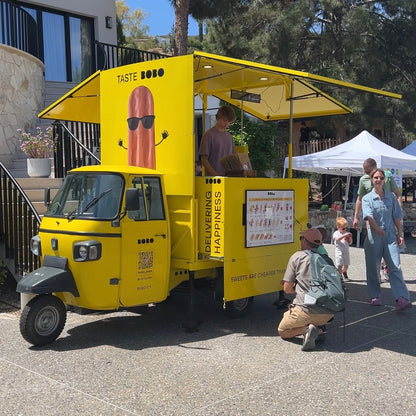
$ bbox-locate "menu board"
[245,190,294,247]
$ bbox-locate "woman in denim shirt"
[362,168,411,310]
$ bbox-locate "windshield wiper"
[66,188,112,221]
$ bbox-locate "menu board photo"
[245,189,294,247]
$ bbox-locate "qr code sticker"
[137,251,153,270]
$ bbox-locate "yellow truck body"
[21,51,376,345]
[32,53,312,307]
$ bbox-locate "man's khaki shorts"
[278,305,333,334]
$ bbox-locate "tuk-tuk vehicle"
[16,52,397,346]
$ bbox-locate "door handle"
[155,234,167,239]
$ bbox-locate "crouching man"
[278,228,334,351]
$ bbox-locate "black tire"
[20,295,67,346]
[224,296,254,318]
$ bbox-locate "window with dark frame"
[17,1,95,82]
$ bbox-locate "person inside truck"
[198,105,236,176]
[195,160,202,176]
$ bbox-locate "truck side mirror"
[125,188,140,211]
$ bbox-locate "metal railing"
[297,137,341,155]
[0,122,100,280]
[1,27,168,280]
[53,121,101,178]
[1,4,167,74]
[0,162,41,280]
[95,41,167,70]
[0,0,39,58]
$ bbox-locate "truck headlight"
[30,235,41,256]
[73,240,102,262]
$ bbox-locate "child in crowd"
[332,217,353,280]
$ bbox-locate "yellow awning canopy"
[193,51,401,121]
[38,52,401,123]
[38,71,101,123]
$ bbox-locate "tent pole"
[240,100,244,142]
[288,81,294,178]
[202,94,207,132]
[200,94,207,176]
[345,175,351,210]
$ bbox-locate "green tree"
[169,0,190,55]
[204,1,416,144]
[116,0,155,50]
[188,0,236,42]
[170,0,238,54]
[227,107,283,177]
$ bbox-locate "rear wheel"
[224,296,254,318]
[20,295,67,346]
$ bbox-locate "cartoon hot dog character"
[127,86,155,168]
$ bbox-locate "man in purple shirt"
[199,105,236,176]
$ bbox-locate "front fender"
[17,255,79,297]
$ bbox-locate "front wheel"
[20,295,67,346]
[224,296,254,318]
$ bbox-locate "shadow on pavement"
[32,281,416,358]
[321,281,416,356]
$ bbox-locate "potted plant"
[17,126,57,177]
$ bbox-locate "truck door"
[119,175,170,307]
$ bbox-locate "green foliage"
[187,35,204,53]
[116,0,158,50]
[227,107,284,177]
[189,0,235,20]
[204,0,416,142]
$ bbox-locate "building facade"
[0,0,117,166]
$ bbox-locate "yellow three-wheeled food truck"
[16,52,399,345]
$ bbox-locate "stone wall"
[0,44,45,168]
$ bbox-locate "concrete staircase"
[10,156,62,216]
[15,177,63,216]
[9,155,30,179]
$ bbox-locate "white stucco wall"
[0,45,45,167]
[24,0,117,44]
[0,1,118,168]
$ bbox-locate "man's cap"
[300,228,323,245]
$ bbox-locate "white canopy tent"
[283,130,416,213]
[284,130,416,178]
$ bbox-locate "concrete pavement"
[1,242,416,415]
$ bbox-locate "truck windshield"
[46,173,124,220]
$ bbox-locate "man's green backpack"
[304,250,347,313]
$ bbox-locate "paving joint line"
[0,357,140,416]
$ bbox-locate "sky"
[125,0,199,36]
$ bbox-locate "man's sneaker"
[342,272,350,281]
[395,296,412,311]
[370,298,381,306]
[302,325,319,351]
